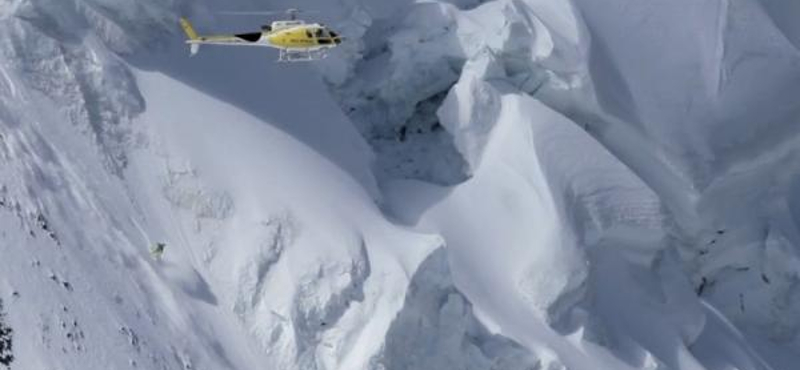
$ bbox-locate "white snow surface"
[1,0,800,369]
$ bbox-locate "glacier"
[1,0,800,369]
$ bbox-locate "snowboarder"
[150,242,166,261]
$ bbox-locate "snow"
[437,50,504,171]
[383,94,667,370]
[129,69,443,370]
[2,0,800,369]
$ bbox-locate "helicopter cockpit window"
[314,28,324,38]
[329,31,339,38]
[306,30,313,38]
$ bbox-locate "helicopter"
[179,9,344,62]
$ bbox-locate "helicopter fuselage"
[262,23,342,50]
[180,17,343,61]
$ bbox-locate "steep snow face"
[130,70,444,370]
[3,0,800,369]
[0,1,441,369]
[0,3,226,369]
[757,0,800,50]
[573,0,800,184]
[0,0,188,178]
[558,1,800,365]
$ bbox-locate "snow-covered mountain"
[2,0,800,369]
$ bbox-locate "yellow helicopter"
[179,9,344,62]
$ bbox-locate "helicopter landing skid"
[278,48,329,63]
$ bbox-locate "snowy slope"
[2,0,800,369]
[0,1,440,369]
[324,0,800,368]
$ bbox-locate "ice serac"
[563,0,800,366]
[326,1,467,185]
[333,0,799,369]
[436,50,503,172]
[376,249,540,370]
[325,0,587,185]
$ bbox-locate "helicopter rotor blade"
[217,9,319,16]
[217,11,287,16]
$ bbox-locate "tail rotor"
[179,17,202,56]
